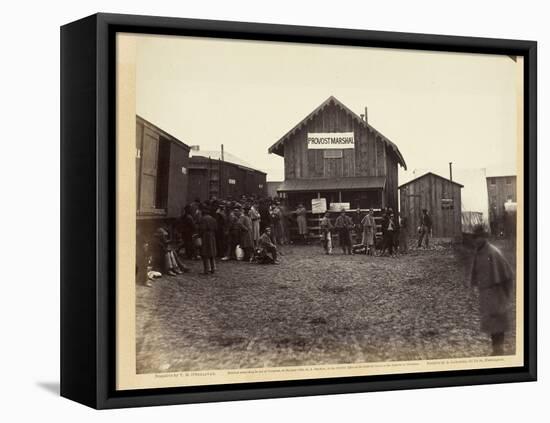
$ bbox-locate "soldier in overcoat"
[197,208,218,275]
[470,224,514,355]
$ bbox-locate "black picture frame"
[60,12,537,409]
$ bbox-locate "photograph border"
[60,12,537,409]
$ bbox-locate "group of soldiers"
[137,202,438,285]
[317,207,433,256]
[137,196,314,281]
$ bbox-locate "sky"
[133,33,521,213]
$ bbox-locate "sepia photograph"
[115,32,524,390]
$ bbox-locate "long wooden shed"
[399,172,463,240]
[187,149,267,202]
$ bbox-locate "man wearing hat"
[361,208,376,255]
[469,224,514,356]
[417,208,432,248]
[335,208,353,255]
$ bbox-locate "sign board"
[228,178,236,185]
[441,198,454,210]
[311,198,327,214]
[307,132,355,149]
[329,202,351,211]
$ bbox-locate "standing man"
[198,208,218,275]
[249,202,261,247]
[417,208,432,248]
[335,208,353,255]
[353,207,364,244]
[320,211,333,255]
[399,214,409,254]
[222,207,239,261]
[214,204,227,258]
[469,224,514,355]
[361,208,376,255]
[235,207,254,261]
[384,212,397,256]
[179,205,197,260]
[295,203,309,244]
[269,203,283,245]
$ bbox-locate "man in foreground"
[469,224,514,356]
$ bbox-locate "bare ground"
[136,240,516,374]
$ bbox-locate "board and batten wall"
[282,102,400,210]
[400,174,463,239]
[136,117,190,219]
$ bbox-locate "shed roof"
[267,96,406,169]
[277,176,386,192]
[398,172,464,189]
[189,150,267,174]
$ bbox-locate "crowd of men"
[136,195,303,284]
[136,195,434,285]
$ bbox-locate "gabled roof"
[399,172,464,189]
[267,96,407,169]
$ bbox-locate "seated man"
[258,226,279,264]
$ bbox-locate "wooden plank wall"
[283,103,392,180]
[188,169,209,202]
[166,142,189,218]
[384,147,399,211]
[486,176,517,220]
[399,174,462,239]
[190,159,267,201]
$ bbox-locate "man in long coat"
[470,224,514,355]
[235,207,254,261]
[197,209,218,275]
[295,203,308,244]
[361,208,376,255]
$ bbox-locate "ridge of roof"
[267,96,407,169]
[398,171,464,189]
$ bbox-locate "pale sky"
[134,34,521,213]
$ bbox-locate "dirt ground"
[135,240,516,374]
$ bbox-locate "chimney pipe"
[449,162,453,181]
[364,107,368,125]
[221,144,224,161]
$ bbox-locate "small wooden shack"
[399,172,463,240]
[136,115,190,233]
[188,149,267,201]
[268,96,407,212]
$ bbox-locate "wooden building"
[486,175,517,236]
[399,172,463,240]
[268,96,407,212]
[136,116,190,233]
[188,149,267,201]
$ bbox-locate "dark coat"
[237,215,254,249]
[198,214,218,258]
[470,241,514,334]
